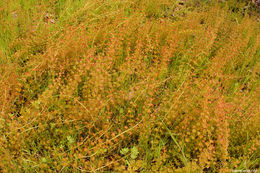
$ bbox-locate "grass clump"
[0,0,259,172]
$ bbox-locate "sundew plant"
[0,0,259,172]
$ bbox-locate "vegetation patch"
[0,0,259,172]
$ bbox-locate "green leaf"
[131,146,139,159]
[120,148,129,155]
[119,108,124,114]
[41,157,47,163]
[34,100,41,109]
[67,136,75,144]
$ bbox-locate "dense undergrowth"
[0,0,259,172]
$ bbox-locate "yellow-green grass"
[0,0,259,172]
